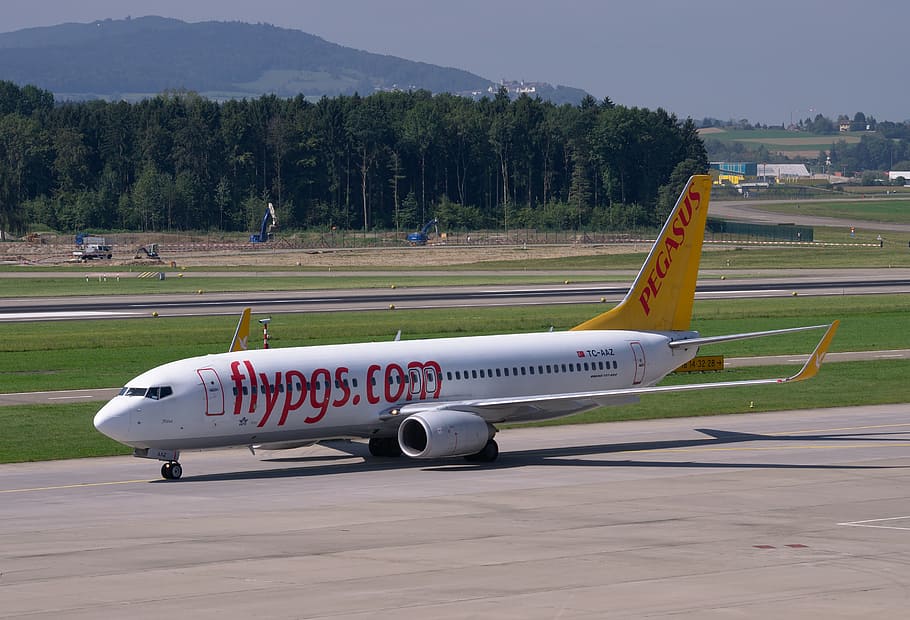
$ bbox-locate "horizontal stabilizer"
[669,324,831,349]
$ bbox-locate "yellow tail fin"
[572,175,712,332]
[229,307,252,352]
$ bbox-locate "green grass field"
[0,293,907,463]
[743,200,910,225]
[2,294,907,393]
[700,128,862,153]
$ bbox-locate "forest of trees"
[0,81,708,236]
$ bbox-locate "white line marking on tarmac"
[838,516,910,531]
[0,311,145,320]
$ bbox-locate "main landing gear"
[368,437,403,457]
[464,439,499,463]
[160,461,183,480]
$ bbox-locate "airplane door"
[408,368,423,399]
[630,342,646,385]
[197,368,224,415]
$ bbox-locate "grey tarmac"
[2,404,910,619]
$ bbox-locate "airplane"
[93,175,839,480]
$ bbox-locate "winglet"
[571,174,713,332]
[785,320,839,382]
[229,307,252,352]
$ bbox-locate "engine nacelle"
[398,410,492,459]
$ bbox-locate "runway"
[3,404,910,619]
[3,269,910,321]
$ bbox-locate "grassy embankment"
[1,294,907,463]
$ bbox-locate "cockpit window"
[145,386,173,400]
[122,387,147,397]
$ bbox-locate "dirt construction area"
[2,234,651,269]
[0,241,650,268]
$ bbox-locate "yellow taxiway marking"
[0,479,153,494]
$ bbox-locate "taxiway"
[2,404,909,619]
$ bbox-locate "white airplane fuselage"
[95,329,696,451]
[93,176,838,480]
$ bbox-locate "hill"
[0,16,589,104]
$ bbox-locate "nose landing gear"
[160,461,183,480]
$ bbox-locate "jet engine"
[397,410,493,459]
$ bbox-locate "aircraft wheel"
[161,461,182,480]
[384,438,402,457]
[368,437,402,457]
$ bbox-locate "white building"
[756,164,811,182]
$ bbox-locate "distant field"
[751,200,910,224]
[700,128,862,157]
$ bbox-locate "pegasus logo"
[638,185,702,316]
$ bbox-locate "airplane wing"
[386,321,839,424]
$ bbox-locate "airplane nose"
[93,402,131,442]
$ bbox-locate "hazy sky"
[5,0,909,123]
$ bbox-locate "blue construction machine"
[406,218,438,245]
[250,203,277,243]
